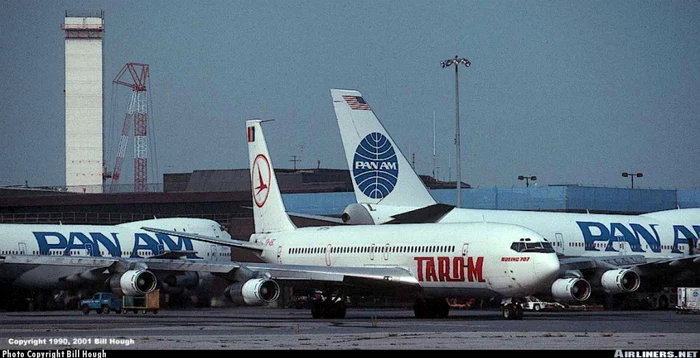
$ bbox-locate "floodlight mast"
[441,55,471,207]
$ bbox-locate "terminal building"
[2,168,700,242]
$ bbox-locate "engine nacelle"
[600,269,641,294]
[109,270,158,296]
[550,277,592,303]
[341,204,376,225]
[225,278,280,306]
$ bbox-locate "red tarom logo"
[413,256,485,282]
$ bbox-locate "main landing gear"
[310,291,347,319]
[501,299,524,320]
[413,298,450,318]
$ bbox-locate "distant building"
[164,168,355,193]
[62,11,105,193]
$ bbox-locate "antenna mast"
[432,110,436,181]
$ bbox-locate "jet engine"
[600,269,641,294]
[225,278,280,306]
[550,277,592,303]
[109,270,158,296]
[341,204,376,225]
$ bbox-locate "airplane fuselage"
[250,221,561,299]
[435,208,700,259]
[0,218,231,289]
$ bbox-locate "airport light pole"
[518,175,537,187]
[622,172,643,189]
[441,55,471,208]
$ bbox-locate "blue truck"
[79,292,123,314]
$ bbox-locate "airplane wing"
[558,255,647,272]
[0,254,421,298]
[152,250,200,259]
[629,254,700,284]
[141,226,264,252]
[240,263,422,297]
[558,254,700,295]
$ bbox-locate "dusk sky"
[2,1,699,190]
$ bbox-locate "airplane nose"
[534,255,560,282]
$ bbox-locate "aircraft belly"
[0,263,39,285]
[13,265,96,289]
[422,286,500,299]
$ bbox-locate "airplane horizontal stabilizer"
[385,203,455,224]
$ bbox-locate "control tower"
[62,11,104,193]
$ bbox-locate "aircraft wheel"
[514,305,524,320]
[436,299,450,318]
[413,299,428,318]
[311,300,323,319]
[332,301,346,319]
[502,304,515,320]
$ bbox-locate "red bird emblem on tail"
[252,154,271,208]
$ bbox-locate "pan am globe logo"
[353,132,399,199]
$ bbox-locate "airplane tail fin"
[331,89,437,207]
[246,119,297,233]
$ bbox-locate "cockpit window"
[510,241,555,253]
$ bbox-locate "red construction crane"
[109,63,150,193]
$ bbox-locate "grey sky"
[1,1,699,190]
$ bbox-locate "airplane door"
[158,243,165,255]
[277,246,283,264]
[83,243,93,257]
[370,243,376,261]
[210,245,217,260]
[384,243,390,261]
[461,243,469,257]
[18,242,27,255]
[555,233,564,255]
[211,223,221,238]
[325,245,331,266]
[618,238,628,255]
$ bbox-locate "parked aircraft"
[144,119,562,319]
[330,88,700,308]
[0,218,232,310]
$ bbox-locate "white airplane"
[0,218,232,311]
[331,88,700,308]
[144,119,562,320]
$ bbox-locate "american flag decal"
[343,95,371,110]
[247,126,255,142]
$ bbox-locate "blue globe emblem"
[352,132,399,199]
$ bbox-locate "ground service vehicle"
[80,292,122,314]
[676,287,700,314]
[122,289,160,314]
